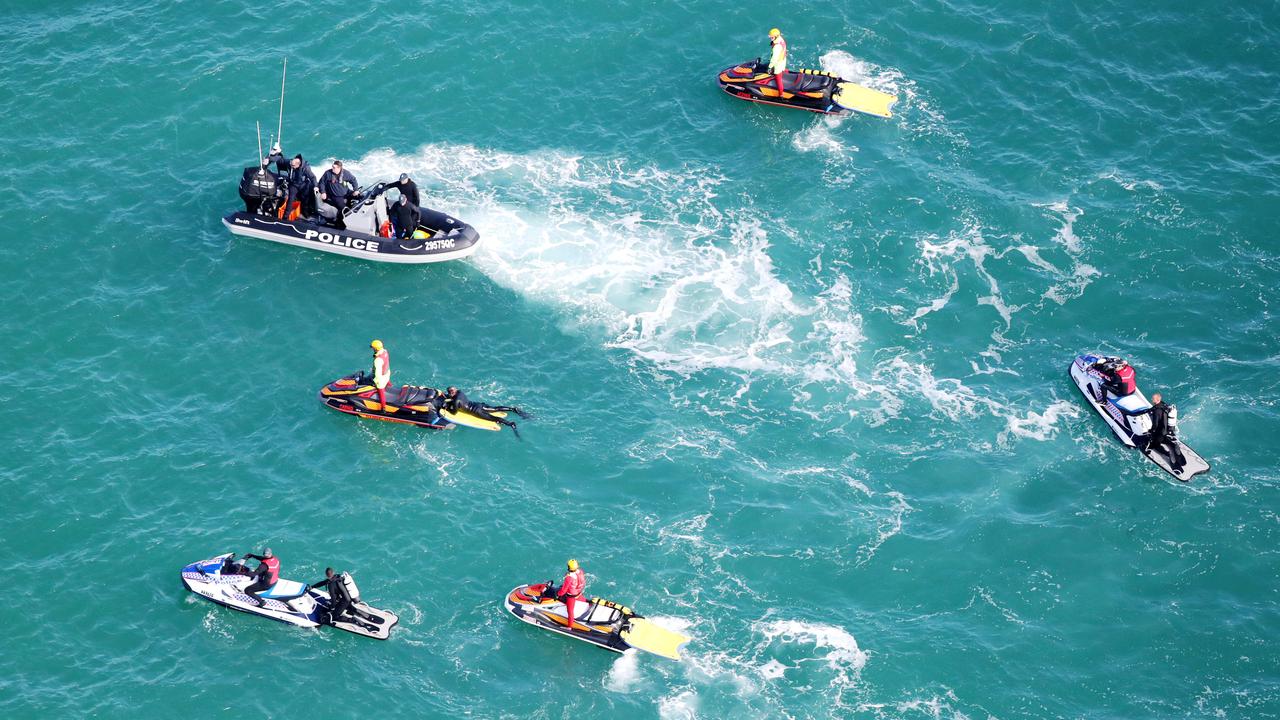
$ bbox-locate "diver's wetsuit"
[445,389,519,426]
[1143,401,1186,470]
[309,574,373,624]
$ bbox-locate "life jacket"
[769,35,788,73]
[561,568,585,598]
[373,348,391,389]
[379,220,393,238]
[261,556,280,585]
[1115,364,1136,394]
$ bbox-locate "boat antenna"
[276,58,287,149]
[255,121,264,174]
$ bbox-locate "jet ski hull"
[319,371,513,432]
[223,210,479,264]
[182,553,398,639]
[1069,354,1210,482]
[717,61,898,117]
[504,583,690,659]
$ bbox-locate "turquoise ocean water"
[2,1,1278,717]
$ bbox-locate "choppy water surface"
[1,1,1277,717]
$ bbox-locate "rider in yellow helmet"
[556,559,586,630]
[370,340,391,411]
[767,28,788,97]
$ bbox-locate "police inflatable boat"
[1069,354,1209,482]
[319,370,516,433]
[717,59,898,117]
[227,168,479,264]
[181,553,398,639]
[504,582,690,660]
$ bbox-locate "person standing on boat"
[318,160,359,228]
[263,142,289,173]
[390,173,420,206]
[767,28,788,96]
[391,192,421,240]
[370,339,391,411]
[1141,393,1186,472]
[282,154,315,220]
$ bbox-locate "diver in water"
[443,386,526,432]
[309,567,376,624]
[241,548,280,607]
[1141,392,1186,471]
[767,28,788,96]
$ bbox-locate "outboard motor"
[239,166,282,215]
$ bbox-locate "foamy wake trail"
[348,145,869,389]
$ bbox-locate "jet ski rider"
[555,559,586,630]
[241,548,280,607]
[1092,357,1136,400]
[443,386,521,431]
[1141,392,1187,472]
[371,339,391,411]
[767,28,788,97]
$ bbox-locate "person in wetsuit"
[1141,392,1186,471]
[391,193,421,240]
[309,567,375,624]
[282,154,316,219]
[443,386,525,431]
[241,548,280,607]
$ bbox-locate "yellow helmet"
[370,339,384,351]
[567,559,579,572]
[769,28,781,38]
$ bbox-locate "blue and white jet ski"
[181,553,399,639]
[1069,354,1209,482]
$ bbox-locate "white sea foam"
[755,618,868,681]
[604,650,642,693]
[658,690,700,719]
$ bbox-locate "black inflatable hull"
[223,210,480,264]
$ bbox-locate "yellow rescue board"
[833,82,898,118]
[620,618,690,660]
[439,408,507,431]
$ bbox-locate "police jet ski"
[1069,354,1210,482]
[319,370,517,433]
[226,167,480,264]
[504,582,690,660]
[717,58,898,117]
[181,553,399,639]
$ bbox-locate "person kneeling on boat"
[767,28,788,96]
[371,339,391,411]
[391,192,421,240]
[241,548,280,607]
[318,160,359,228]
[1092,357,1136,400]
[1141,392,1186,471]
[555,559,586,630]
[443,386,523,430]
[310,567,374,624]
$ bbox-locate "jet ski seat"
[258,579,310,600]
[785,73,835,93]
[1110,393,1152,415]
[397,385,437,405]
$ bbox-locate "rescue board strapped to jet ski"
[1068,354,1210,482]
[319,370,514,432]
[717,59,898,117]
[181,553,399,639]
[504,582,690,660]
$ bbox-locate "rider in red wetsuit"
[557,559,586,630]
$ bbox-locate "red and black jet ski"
[504,582,691,659]
[319,371,447,429]
[717,59,898,118]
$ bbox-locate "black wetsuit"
[391,199,421,239]
[391,179,420,206]
[1143,401,1186,470]
[309,574,373,623]
[445,389,516,425]
[284,159,316,217]
[241,554,276,605]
